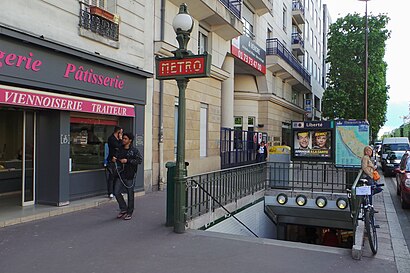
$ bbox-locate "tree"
[322,13,390,141]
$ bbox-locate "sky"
[323,0,409,138]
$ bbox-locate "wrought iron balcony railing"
[219,0,242,19]
[79,3,119,41]
[292,0,305,13]
[266,38,311,84]
[291,32,304,46]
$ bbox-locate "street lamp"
[172,3,193,234]
[359,0,370,121]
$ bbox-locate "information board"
[335,120,369,167]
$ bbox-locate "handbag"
[373,170,381,181]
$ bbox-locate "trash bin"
[268,146,291,188]
[165,161,189,227]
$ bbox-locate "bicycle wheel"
[364,209,378,254]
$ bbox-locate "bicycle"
[354,178,384,254]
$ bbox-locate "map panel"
[335,120,369,167]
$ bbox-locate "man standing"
[256,141,268,162]
[112,132,142,220]
[106,126,123,198]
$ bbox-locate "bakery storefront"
[0,27,151,207]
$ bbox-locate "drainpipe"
[158,0,166,191]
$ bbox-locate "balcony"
[266,38,311,93]
[291,32,305,56]
[292,0,305,25]
[247,0,272,15]
[79,3,119,42]
[168,0,243,40]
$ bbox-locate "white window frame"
[198,26,209,54]
[86,0,116,13]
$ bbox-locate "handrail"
[189,179,259,237]
[350,170,364,239]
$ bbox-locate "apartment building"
[0,0,153,207]
[151,0,327,188]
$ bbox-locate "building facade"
[151,0,328,189]
[0,0,330,207]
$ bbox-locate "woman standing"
[361,146,382,201]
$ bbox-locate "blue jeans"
[114,178,134,215]
[364,175,383,204]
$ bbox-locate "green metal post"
[174,79,188,233]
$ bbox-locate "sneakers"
[117,211,127,219]
[109,194,114,198]
[124,214,132,220]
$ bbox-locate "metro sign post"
[155,4,211,234]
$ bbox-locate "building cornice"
[234,92,305,114]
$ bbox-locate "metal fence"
[185,163,266,220]
[267,161,359,194]
[184,161,359,221]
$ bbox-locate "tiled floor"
[0,193,117,228]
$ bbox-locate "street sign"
[155,53,211,80]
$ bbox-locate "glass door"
[22,111,35,206]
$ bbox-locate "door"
[22,111,35,206]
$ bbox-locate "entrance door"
[22,111,35,206]
[0,109,35,206]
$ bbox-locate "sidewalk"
[0,185,406,273]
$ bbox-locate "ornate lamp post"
[156,4,210,233]
[359,0,370,121]
[172,3,194,234]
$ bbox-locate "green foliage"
[323,13,390,141]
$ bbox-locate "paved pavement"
[0,179,407,273]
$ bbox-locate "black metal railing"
[79,3,119,41]
[219,0,242,19]
[267,161,359,193]
[291,32,304,47]
[266,38,311,84]
[184,161,359,223]
[185,163,266,220]
[292,0,305,13]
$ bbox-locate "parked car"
[395,151,410,209]
[384,151,405,176]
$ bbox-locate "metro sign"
[155,53,211,80]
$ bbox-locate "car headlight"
[405,179,410,188]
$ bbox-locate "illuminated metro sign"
[155,53,211,80]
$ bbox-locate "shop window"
[70,116,118,172]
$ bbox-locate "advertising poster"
[291,121,334,162]
[335,120,369,167]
